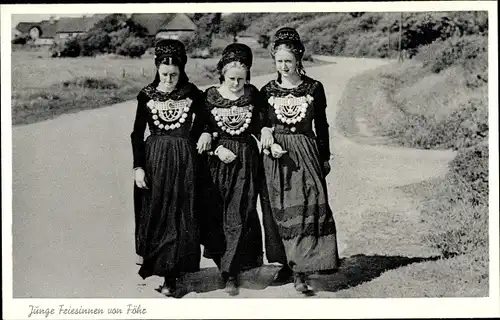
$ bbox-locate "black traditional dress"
[131,82,206,280]
[199,84,264,278]
[260,76,340,273]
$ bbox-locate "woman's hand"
[270,143,287,158]
[323,161,331,176]
[260,127,274,149]
[197,133,212,154]
[216,146,237,164]
[134,168,149,189]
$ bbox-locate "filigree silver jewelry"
[211,105,253,136]
[268,94,313,132]
[147,98,192,130]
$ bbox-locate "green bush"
[421,143,488,257]
[449,142,489,202]
[60,77,118,89]
[388,93,488,151]
[258,34,271,49]
[116,37,147,58]
[416,35,487,73]
[52,37,82,58]
[180,31,212,54]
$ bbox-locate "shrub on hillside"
[450,141,489,202]
[421,142,488,258]
[416,35,487,74]
[436,95,488,150]
[393,93,488,151]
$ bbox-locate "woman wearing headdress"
[131,39,211,296]
[259,27,341,293]
[198,43,264,296]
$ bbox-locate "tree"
[220,13,249,42]
[116,37,148,58]
[194,13,222,37]
[258,34,270,49]
[52,37,81,58]
[80,13,148,56]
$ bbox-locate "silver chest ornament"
[212,105,253,136]
[146,98,192,130]
[268,94,314,132]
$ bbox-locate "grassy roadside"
[11,51,326,126]
[334,41,488,296]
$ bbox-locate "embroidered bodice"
[260,76,331,161]
[130,82,206,168]
[203,84,263,139]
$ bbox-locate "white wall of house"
[33,38,54,46]
[57,32,86,39]
[156,30,193,40]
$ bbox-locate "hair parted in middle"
[152,38,189,87]
[217,43,253,83]
[270,27,307,82]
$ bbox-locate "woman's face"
[222,65,247,93]
[275,49,297,78]
[157,64,180,91]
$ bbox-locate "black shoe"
[274,265,293,284]
[294,273,308,293]
[224,277,239,296]
[160,277,176,297]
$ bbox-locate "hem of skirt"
[138,267,200,280]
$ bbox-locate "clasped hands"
[261,127,287,158]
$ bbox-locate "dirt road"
[11,56,455,298]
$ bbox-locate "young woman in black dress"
[198,43,264,296]
[259,27,341,293]
[131,39,211,296]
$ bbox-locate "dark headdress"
[152,38,189,87]
[217,43,253,71]
[271,27,305,59]
[154,39,188,67]
[217,43,253,83]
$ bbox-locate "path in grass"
[12,56,456,299]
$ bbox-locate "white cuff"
[214,145,224,155]
[261,126,275,134]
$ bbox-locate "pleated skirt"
[198,137,264,277]
[134,135,200,279]
[260,133,340,273]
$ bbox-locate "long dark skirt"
[260,133,340,273]
[199,136,263,278]
[134,135,200,280]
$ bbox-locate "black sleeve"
[190,87,210,142]
[259,86,271,130]
[130,92,148,169]
[249,85,265,138]
[313,81,331,162]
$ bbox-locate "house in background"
[13,14,106,46]
[155,13,197,39]
[129,13,197,40]
[14,18,58,45]
[55,14,108,40]
[13,13,197,46]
